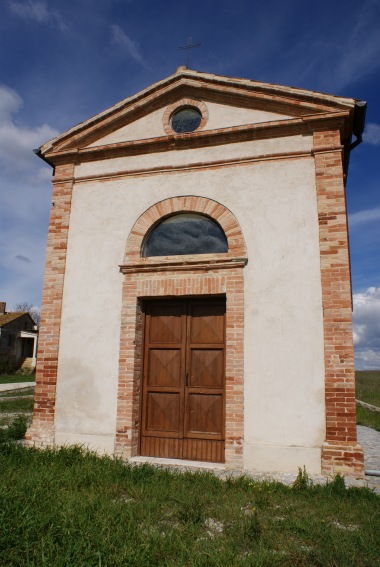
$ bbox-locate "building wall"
[54,133,326,473]
[0,314,36,370]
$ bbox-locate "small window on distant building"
[143,213,228,257]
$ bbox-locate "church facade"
[27,68,366,477]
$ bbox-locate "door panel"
[148,349,181,387]
[186,394,223,435]
[190,349,224,388]
[149,303,183,343]
[146,392,181,433]
[141,298,225,462]
[183,438,224,462]
[189,302,225,343]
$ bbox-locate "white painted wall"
[88,102,291,147]
[77,135,312,179]
[55,149,325,473]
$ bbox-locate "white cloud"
[0,85,58,307]
[8,0,68,32]
[353,287,380,369]
[0,84,59,172]
[348,207,380,229]
[0,120,59,171]
[363,123,380,145]
[110,24,149,69]
[0,84,22,122]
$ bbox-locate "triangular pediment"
[86,102,292,148]
[39,68,358,158]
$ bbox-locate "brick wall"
[25,163,75,446]
[314,131,364,477]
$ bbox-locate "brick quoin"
[115,196,247,468]
[314,131,364,477]
[25,163,75,447]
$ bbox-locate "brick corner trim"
[314,131,364,478]
[115,196,247,468]
[322,441,364,477]
[25,163,75,448]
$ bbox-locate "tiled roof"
[0,312,28,327]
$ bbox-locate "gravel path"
[357,425,380,471]
[0,382,35,392]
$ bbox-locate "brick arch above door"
[123,195,247,261]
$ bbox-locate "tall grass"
[356,370,380,407]
[0,374,35,384]
[356,370,380,431]
[0,444,379,566]
[356,405,380,432]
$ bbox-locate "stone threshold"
[129,455,228,472]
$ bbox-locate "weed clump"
[0,415,28,443]
[328,473,346,496]
[292,466,312,490]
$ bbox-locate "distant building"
[28,68,366,477]
[0,302,38,372]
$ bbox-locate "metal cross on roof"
[177,35,203,69]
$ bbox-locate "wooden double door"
[140,298,226,463]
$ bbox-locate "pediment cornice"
[43,111,348,167]
[39,68,357,158]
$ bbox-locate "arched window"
[142,213,228,257]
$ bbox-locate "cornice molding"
[120,256,248,274]
[45,111,348,166]
[73,149,314,184]
[40,74,355,155]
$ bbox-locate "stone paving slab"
[357,425,380,471]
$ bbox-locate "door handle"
[186,373,189,387]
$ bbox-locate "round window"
[170,107,202,133]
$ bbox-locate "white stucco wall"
[88,102,290,147]
[55,147,325,473]
[77,135,312,179]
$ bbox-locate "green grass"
[0,388,34,426]
[0,395,34,414]
[0,387,35,398]
[356,370,380,407]
[356,405,380,432]
[0,373,35,384]
[0,444,379,567]
[0,415,29,442]
[355,370,380,431]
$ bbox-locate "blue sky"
[0,0,379,368]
